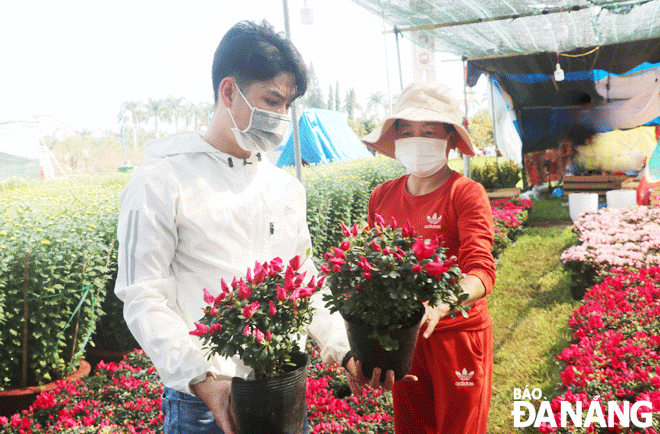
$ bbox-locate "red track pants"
[392,325,493,434]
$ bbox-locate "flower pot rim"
[231,352,308,384]
[0,359,91,397]
[339,303,425,328]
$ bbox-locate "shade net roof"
[350,0,660,61]
[352,0,660,155]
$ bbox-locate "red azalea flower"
[332,247,346,259]
[289,255,301,271]
[189,322,209,336]
[268,300,277,315]
[252,261,267,285]
[389,216,397,228]
[341,221,351,237]
[402,219,417,238]
[237,280,252,300]
[270,257,284,272]
[425,261,448,277]
[202,288,214,305]
[412,238,437,261]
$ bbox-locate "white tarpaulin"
[488,76,522,165]
[0,121,40,159]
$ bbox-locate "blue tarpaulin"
[276,109,373,168]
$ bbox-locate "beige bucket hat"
[362,81,476,158]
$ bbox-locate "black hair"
[393,119,456,134]
[211,20,308,105]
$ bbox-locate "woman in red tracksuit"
[361,81,497,434]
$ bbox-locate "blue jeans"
[162,387,310,434]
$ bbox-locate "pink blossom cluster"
[490,198,531,256]
[0,350,163,434]
[540,267,660,433]
[561,207,660,274]
[305,344,393,433]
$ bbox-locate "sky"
[0,0,470,134]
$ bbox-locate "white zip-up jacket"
[115,132,350,395]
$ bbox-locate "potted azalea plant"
[319,215,468,381]
[190,255,323,434]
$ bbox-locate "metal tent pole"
[283,0,303,182]
[394,26,404,91]
[462,57,471,178]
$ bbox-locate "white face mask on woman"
[227,83,291,153]
[394,137,448,178]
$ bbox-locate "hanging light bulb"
[554,62,565,82]
[300,0,314,25]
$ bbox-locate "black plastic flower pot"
[342,306,424,383]
[231,352,308,434]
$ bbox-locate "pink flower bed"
[0,350,164,433]
[490,197,532,256]
[0,344,394,434]
[540,267,660,433]
[561,207,660,277]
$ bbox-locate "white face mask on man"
[227,83,291,153]
[394,137,448,178]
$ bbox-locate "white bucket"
[569,193,599,222]
[606,189,637,209]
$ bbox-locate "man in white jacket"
[115,20,358,434]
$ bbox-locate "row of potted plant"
[537,267,660,433]
[0,345,396,434]
[0,163,530,410]
[0,177,123,393]
[490,197,532,256]
[560,206,660,297]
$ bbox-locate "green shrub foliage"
[471,159,521,189]
[0,176,125,390]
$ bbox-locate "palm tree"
[195,102,215,129]
[167,96,186,132]
[120,100,143,150]
[144,98,167,138]
[327,85,334,111]
[366,91,386,120]
[343,88,361,121]
[181,101,196,131]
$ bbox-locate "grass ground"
[487,215,579,432]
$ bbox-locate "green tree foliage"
[344,88,360,121]
[302,62,326,110]
[327,85,334,111]
[468,109,494,152]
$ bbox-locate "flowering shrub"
[306,341,394,434]
[0,350,163,434]
[560,206,660,292]
[190,255,323,379]
[0,176,124,390]
[540,267,660,433]
[1,346,396,434]
[320,216,466,350]
[297,156,406,259]
[490,197,532,256]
